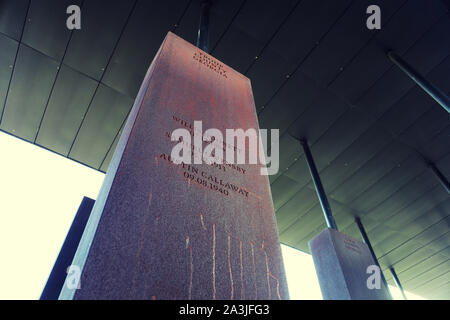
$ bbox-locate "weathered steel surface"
[41,197,95,300]
[60,32,288,300]
[309,228,391,300]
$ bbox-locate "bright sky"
[0,131,425,300]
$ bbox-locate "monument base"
[309,228,391,300]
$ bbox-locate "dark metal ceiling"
[0,0,449,299]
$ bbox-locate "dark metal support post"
[197,1,211,53]
[390,267,407,300]
[427,161,450,194]
[300,139,338,230]
[355,217,392,299]
[388,51,450,113]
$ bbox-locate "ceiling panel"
[374,56,450,139]
[406,230,450,259]
[329,141,413,205]
[278,154,311,187]
[329,199,360,231]
[405,261,450,290]
[377,0,448,52]
[300,199,360,241]
[0,0,29,40]
[22,0,81,60]
[0,33,17,117]
[425,284,450,299]
[349,153,426,214]
[99,121,124,172]
[410,215,450,245]
[303,108,375,169]
[285,203,336,244]
[395,256,449,287]
[293,230,320,252]
[329,0,448,104]
[288,89,349,144]
[246,0,353,106]
[413,278,450,299]
[424,54,450,89]
[300,0,407,87]
[275,187,317,234]
[0,44,58,141]
[280,204,323,245]
[35,65,98,155]
[206,24,259,73]
[286,200,351,247]
[427,240,450,258]
[420,126,450,161]
[390,200,450,236]
[402,254,448,282]
[417,281,450,300]
[268,132,302,184]
[258,71,321,133]
[231,0,299,45]
[102,0,190,97]
[270,174,302,211]
[436,152,450,177]
[358,223,398,247]
[377,217,450,268]
[338,217,369,240]
[176,0,245,50]
[213,0,299,73]
[269,90,352,186]
[379,240,426,269]
[372,232,416,259]
[284,108,375,183]
[368,171,439,223]
[266,0,352,65]
[384,245,448,280]
[356,13,450,119]
[398,107,450,161]
[385,187,450,234]
[69,84,133,168]
[311,125,392,193]
[246,49,295,108]
[63,0,135,80]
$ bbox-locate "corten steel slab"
[41,197,95,300]
[309,228,391,300]
[60,32,288,300]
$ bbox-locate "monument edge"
[58,33,171,300]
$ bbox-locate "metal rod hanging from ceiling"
[197,0,211,53]
[427,161,450,194]
[355,217,392,299]
[388,51,450,114]
[390,267,407,300]
[300,139,338,230]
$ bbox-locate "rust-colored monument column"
[59,32,289,300]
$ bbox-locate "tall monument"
[59,32,289,300]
